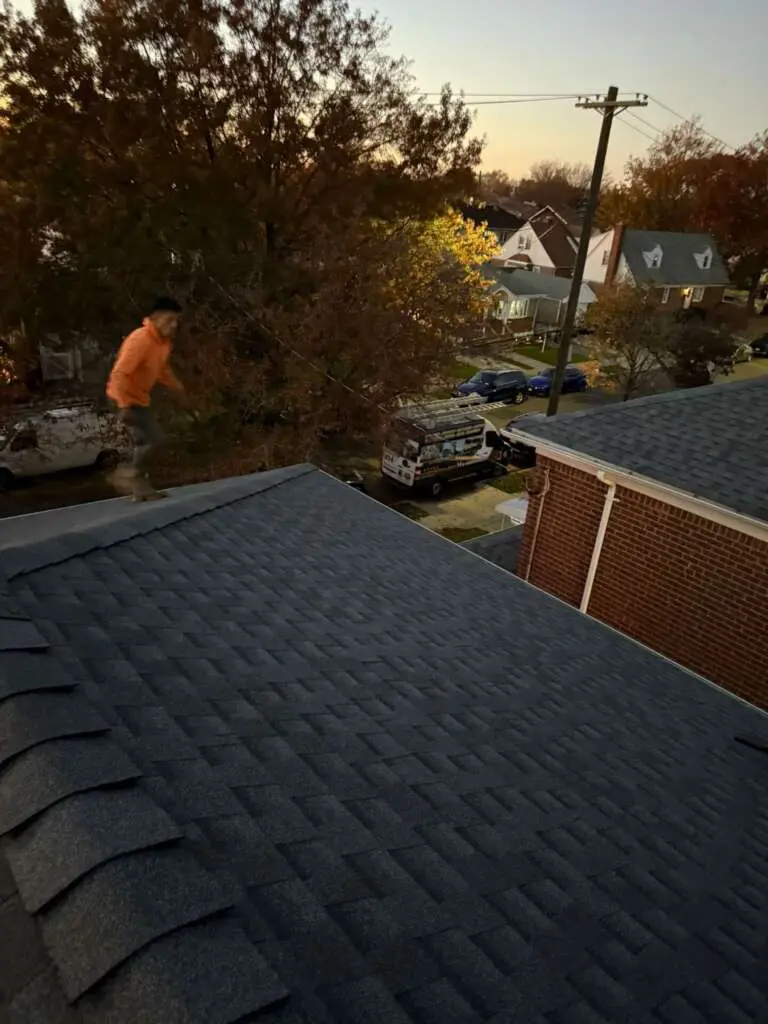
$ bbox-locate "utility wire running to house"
[647,95,735,150]
[420,91,598,98]
[423,94,585,108]
[614,112,659,144]
[625,110,666,136]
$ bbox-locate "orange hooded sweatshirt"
[107,319,182,409]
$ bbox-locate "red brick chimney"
[604,223,625,287]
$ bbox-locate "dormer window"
[694,246,713,270]
[642,244,663,269]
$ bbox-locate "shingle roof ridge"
[0,604,287,1020]
[0,463,317,582]
[518,378,768,434]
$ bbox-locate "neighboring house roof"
[492,196,539,221]
[528,208,579,270]
[458,202,524,232]
[2,465,768,1022]
[486,266,596,304]
[620,229,731,287]
[513,378,768,522]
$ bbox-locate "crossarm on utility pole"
[546,86,647,416]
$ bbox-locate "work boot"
[132,474,167,502]
[107,464,138,496]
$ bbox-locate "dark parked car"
[751,334,768,358]
[454,369,529,405]
[527,365,588,398]
[499,412,546,468]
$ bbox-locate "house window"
[694,247,713,270]
[661,287,670,304]
[601,249,610,266]
[692,286,705,302]
[508,299,530,319]
[531,266,541,274]
[642,244,663,269]
[517,234,531,251]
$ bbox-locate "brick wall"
[517,457,768,708]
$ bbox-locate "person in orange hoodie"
[106,296,184,500]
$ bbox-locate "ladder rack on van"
[396,396,513,418]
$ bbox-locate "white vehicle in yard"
[381,396,514,498]
[0,401,129,489]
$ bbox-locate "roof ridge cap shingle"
[0,463,317,582]
[0,606,288,1020]
[522,379,768,432]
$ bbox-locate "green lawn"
[447,360,483,380]
[488,470,528,494]
[394,501,429,521]
[439,526,488,542]
[515,344,590,367]
[514,345,560,366]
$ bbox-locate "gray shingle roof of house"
[484,266,595,303]
[2,464,768,1022]
[513,378,768,522]
[621,229,731,287]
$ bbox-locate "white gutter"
[580,471,617,613]
[503,429,768,544]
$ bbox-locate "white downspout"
[580,471,617,614]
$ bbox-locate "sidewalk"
[462,352,550,374]
[511,352,550,373]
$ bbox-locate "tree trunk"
[746,270,762,316]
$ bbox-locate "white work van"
[0,403,128,489]
[381,397,513,498]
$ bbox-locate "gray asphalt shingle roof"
[512,379,768,522]
[621,229,731,287]
[484,266,595,303]
[1,465,768,1022]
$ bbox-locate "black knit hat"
[151,295,183,314]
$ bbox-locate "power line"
[425,94,582,108]
[421,91,597,98]
[470,95,581,107]
[647,95,734,150]
[614,112,658,144]
[547,86,648,417]
[625,110,665,136]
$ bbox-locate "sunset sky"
[10,0,766,183]
[365,0,767,180]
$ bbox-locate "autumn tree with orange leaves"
[0,0,494,464]
[599,119,768,311]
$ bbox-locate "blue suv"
[454,369,529,405]
[527,365,588,398]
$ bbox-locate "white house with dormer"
[584,226,730,311]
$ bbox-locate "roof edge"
[504,430,768,541]
[1,463,317,582]
[518,378,768,426]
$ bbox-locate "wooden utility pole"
[547,87,648,416]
